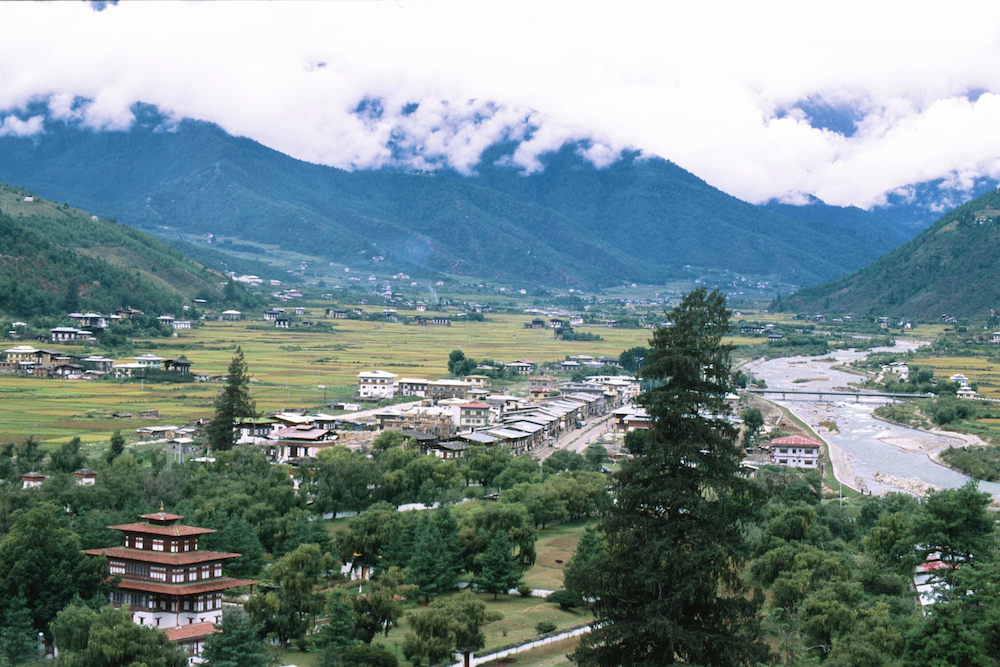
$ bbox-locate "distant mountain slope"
[0,183,228,318]
[457,145,913,285]
[0,105,920,288]
[779,189,1000,319]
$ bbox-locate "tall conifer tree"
[571,287,767,667]
[206,347,256,451]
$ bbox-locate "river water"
[744,343,1000,499]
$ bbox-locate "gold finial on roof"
[159,501,165,513]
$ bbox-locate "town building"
[357,370,398,399]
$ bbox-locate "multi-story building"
[357,370,397,399]
[84,509,255,642]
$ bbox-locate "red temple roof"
[114,577,256,596]
[108,522,214,537]
[83,547,241,565]
[164,621,219,642]
[140,510,185,525]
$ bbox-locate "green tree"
[325,643,398,667]
[402,590,500,666]
[571,288,768,667]
[407,517,454,603]
[206,347,257,451]
[312,589,358,655]
[0,503,111,642]
[476,530,522,600]
[245,543,332,648]
[353,567,414,644]
[106,430,125,465]
[49,437,87,475]
[739,407,765,445]
[200,608,270,667]
[0,596,37,665]
[913,480,995,567]
[53,605,186,667]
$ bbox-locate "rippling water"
[745,344,1000,498]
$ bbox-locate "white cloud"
[1,1,1000,208]
[0,114,44,137]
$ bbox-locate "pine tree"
[571,288,768,667]
[476,530,522,600]
[206,347,257,451]
[407,517,448,603]
[106,430,125,464]
[201,608,269,667]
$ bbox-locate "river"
[744,343,1000,499]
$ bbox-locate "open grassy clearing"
[522,519,594,591]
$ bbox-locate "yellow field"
[0,313,651,447]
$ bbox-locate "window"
[214,564,222,578]
[135,537,144,550]
[152,538,164,552]
[170,541,179,553]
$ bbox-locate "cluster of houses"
[227,373,642,467]
[0,346,200,380]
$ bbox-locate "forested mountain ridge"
[0,106,916,288]
[779,188,1000,319]
[0,183,232,318]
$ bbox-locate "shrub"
[535,621,557,635]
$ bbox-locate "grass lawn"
[522,519,595,591]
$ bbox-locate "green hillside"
[0,183,234,318]
[0,107,915,288]
[779,189,1000,319]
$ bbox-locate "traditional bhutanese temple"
[85,508,255,659]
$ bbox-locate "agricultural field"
[0,312,651,448]
[912,355,1000,400]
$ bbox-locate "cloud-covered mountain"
[0,106,931,289]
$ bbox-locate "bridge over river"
[747,388,925,402]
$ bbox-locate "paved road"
[532,414,613,461]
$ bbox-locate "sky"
[3,1,1000,209]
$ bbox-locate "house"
[505,359,535,374]
[459,401,491,431]
[426,379,472,402]
[416,302,428,312]
[275,317,291,328]
[550,318,565,329]
[158,315,175,326]
[264,425,337,462]
[358,370,398,399]
[163,357,193,374]
[992,331,1000,343]
[326,308,349,319]
[570,316,584,326]
[294,307,306,315]
[770,435,821,468]
[958,387,979,399]
[4,345,40,366]
[221,310,241,321]
[134,354,164,370]
[263,309,284,321]
[432,316,451,326]
[396,378,429,397]
[950,373,970,387]
[172,320,192,330]
[50,327,91,341]
[527,318,546,329]
[83,510,255,660]
[560,360,581,372]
